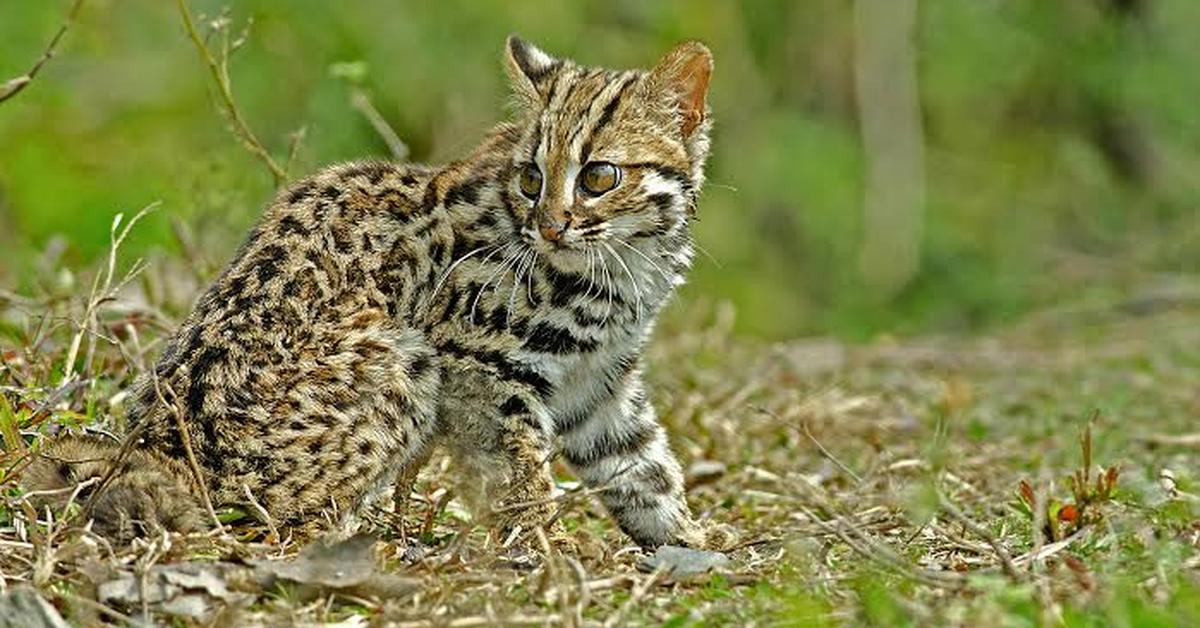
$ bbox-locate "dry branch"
[175,0,288,186]
[0,0,86,105]
[351,89,409,160]
[61,204,156,386]
[936,488,1023,582]
[150,375,222,532]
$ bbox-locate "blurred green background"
[1,0,1198,339]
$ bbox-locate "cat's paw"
[674,519,740,552]
[698,522,740,552]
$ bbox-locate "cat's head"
[500,36,712,256]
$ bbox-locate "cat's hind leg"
[227,311,442,539]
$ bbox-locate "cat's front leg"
[487,392,559,541]
[560,374,725,548]
[439,369,558,542]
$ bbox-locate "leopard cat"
[25,36,730,549]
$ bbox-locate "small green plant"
[1016,416,1120,541]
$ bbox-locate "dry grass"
[4,3,1198,624]
[2,230,1199,625]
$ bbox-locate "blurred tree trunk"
[1091,0,1156,187]
[853,0,925,299]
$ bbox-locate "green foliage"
[2,0,1198,338]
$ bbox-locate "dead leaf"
[96,562,254,619]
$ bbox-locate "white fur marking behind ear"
[638,172,683,197]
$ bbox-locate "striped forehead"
[532,67,640,164]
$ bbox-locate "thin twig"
[56,589,133,624]
[82,417,150,514]
[1135,433,1200,448]
[242,483,279,544]
[151,375,222,532]
[0,0,86,105]
[61,204,156,386]
[603,566,666,628]
[756,407,864,484]
[936,487,1023,582]
[175,0,287,186]
[797,503,964,588]
[1012,528,1091,568]
[350,88,409,160]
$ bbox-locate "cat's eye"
[579,162,620,196]
[519,163,543,200]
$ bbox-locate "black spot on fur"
[443,177,484,208]
[408,353,432,379]
[542,263,618,308]
[581,75,637,159]
[254,245,286,285]
[524,322,596,354]
[499,395,528,416]
[420,183,438,213]
[278,215,308,237]
[186,345,228,418]
[647,193,674,214]
[436,339,553,397]
[286,182,315,205]
[470,213,498,229]
[335,222,361,253]
[429,240,446,265]
[340,161,392,184]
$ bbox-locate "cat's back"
[127,161,443,472]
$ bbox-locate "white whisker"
[693,242,721,268]
[525,249,538,307]
[603,242,643,322]
[470,245,522,324]
[431,243,498,301]
[614,238,672,284]
[507,247,535,326]
[583,247,599,302]
[600,250,615,325]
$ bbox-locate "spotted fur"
[26,37,725,548]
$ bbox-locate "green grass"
[2,242,1198,623]
[3,0,1200,338]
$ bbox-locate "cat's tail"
[20,434,206,542]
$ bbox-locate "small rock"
[251,534,419,599]
[686,460,727,487]
[400,543,428,563]
[492,545,542,571]
[637,545,731,580]
[0,588,70,628]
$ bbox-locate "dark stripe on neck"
[540,262,622,308]
[523,321,598,354]
[435,338,553,397]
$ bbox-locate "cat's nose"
[538,220,568,243]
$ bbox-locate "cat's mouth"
[523,225,579,252]
[521,221,611,255]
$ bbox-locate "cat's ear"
[648,41,713,138]
[505,35,560,105]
